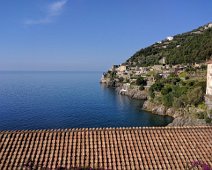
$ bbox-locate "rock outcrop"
[101,77,211,127]
[142,100,210,126]
[167,117,207,126]
[101,77,148,100]
[100,78,122,88]
[116,87,148,100]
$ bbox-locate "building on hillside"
[110,65,119,71]
[166,36,173,41]
[159,57,166,64]
[135,67,149,75]
[122,83,130,91]
[130,67,136,71]
[160,73,171,79]
[117,65,127,72]
[140,67,149,73]
[204,23,212,30]
[206,60,212,95]
[194,63,201,69]
[151,65,163,72]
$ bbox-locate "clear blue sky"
[0,0,211,71]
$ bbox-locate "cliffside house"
[160,72,171,79]
[117,65,127,72]
[206,60,212,95]
[110,65,119,71]
[135,67,148,75]
[151,65,163,72]
[166,36,174,41]
[204,23,212,30]
[159,57,166,64]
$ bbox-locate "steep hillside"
[125,23,212,66]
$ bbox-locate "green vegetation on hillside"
[149,72,207,110]
[103,23,212,124]
[126,24,212,66]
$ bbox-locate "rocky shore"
[116,86,148,100]
[100,78,147,100]
[142,100,208,126]
[100,78,210,126]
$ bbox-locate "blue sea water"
[0,71,173,130]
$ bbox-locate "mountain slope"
[125,23,212,66]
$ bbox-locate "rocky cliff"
[116,86,148,100]
[143,100,208,126]
[101,77,148,100]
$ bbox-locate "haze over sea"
[0,71,173,130]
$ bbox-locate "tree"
[136,77,147,86]
[119,77,124,82]
[139,85,145,91]
[161,85,172,95]
[150,82,164,92]
[154,73,162,81]
[173,96,186,108]
[162,94,173,107]
[186,87,204,106]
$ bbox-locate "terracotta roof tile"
[0,126,212,169]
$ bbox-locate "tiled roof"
[0,126,212,170]
[207,59,212,64]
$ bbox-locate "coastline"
[100,78,209,127]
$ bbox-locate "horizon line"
[0,70,104,73]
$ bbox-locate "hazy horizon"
[0,0,212,71]
[0,70,104,72]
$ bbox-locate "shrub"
[186,80,195,87]
[205,117,212,123]
[149,88,155,98]
[162,93,173,107]
[173,97,185,108]
[194,80,206,92]
[200,64,207,70]
[119,77,124,82]
[186,87,204,106]
[161,85,172,95]
[139,85,145,91]
[172,86,187,98]
[185,76,189,80]
[124,79,130,83]
[171,77,181,85]
[150,82,164,92]
[154,73,162,81]
[198,103,207,110]
[136,77,147,86]
[179,72,187,78]
[194,112,205,119]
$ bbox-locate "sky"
[0,0,212,71]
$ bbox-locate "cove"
[0,71,173,130]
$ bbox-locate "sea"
[0,71,173,130]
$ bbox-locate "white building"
[117,65,127,72]
[208,23,212,28]
[166,36,173,41]
[205,23,212,30]
[151,65,163,71]
[206,60,212,95]
[110,65,119,71]
[159,57,166,64]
